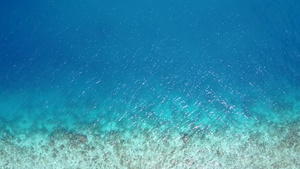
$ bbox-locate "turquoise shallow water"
[1,0,300,168]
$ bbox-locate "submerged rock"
[75,134,88,144]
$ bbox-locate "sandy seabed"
[0,119,299,169]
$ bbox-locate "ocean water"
[0,0,300,168]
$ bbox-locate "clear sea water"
[0,0,300,168]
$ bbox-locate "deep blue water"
[0,0,300,168]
